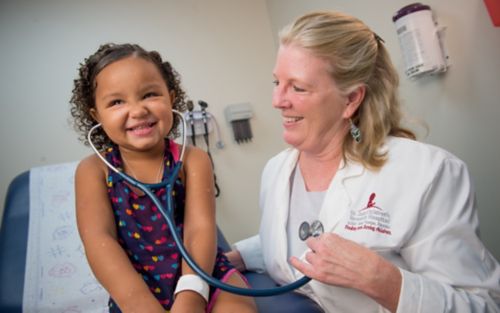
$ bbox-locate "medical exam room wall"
[266,0,500,260]
[0,0,284,244]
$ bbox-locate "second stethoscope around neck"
[87,109,311,297]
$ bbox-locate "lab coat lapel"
[319,161,364,232]
[267,149,299,281]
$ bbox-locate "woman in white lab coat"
[226,11,500,312]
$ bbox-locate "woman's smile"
[283,116,304,125]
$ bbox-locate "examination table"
[0,166,323,312]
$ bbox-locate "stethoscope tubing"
[87,110,311,296]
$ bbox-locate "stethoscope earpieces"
[299,220,324,241]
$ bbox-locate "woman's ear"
[343,84,366,119]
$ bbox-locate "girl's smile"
[126,120,158,137]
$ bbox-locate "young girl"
[70,43,256,313]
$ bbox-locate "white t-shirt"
[286,166,325,259]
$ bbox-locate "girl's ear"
[342,84,366,119]
[89,108,100,122]
[169,90,176,105]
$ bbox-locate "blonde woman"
[226,11,500,313]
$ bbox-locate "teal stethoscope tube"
[87,110,311,297]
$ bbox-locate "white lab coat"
[235,137,500,312]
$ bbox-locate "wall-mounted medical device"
[184,100,224,149]
[393,3,449,79]
[224,103,253,144]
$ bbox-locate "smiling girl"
[70,43,256,313]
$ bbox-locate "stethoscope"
[299,220,324,241]
[87,110,314,297]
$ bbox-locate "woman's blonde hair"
[279,11,415,170]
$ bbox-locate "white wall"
[0,0,284,244]
[266,0,500,260]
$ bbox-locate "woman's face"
[92,56,174,154]
[272,44,351,154]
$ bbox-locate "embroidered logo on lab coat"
[344,193,392,235]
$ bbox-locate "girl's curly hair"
[70,43,187,151]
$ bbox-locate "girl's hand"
[224,250,247,272]
[289,233,401,313]
[170,291,206,313]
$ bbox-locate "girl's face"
[92,56,174,154]
[272,44,353,154]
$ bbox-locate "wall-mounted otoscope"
[186,100,196,146]
[198,100,210,149]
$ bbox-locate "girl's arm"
[75,156,164,313]
[171,146,217,312]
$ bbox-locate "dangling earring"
[350,119,361,143]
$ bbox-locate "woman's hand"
[224,250,247,272]
[289,233,402,313]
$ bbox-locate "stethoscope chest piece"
[299,220,324,241]
[299,221,310,241]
